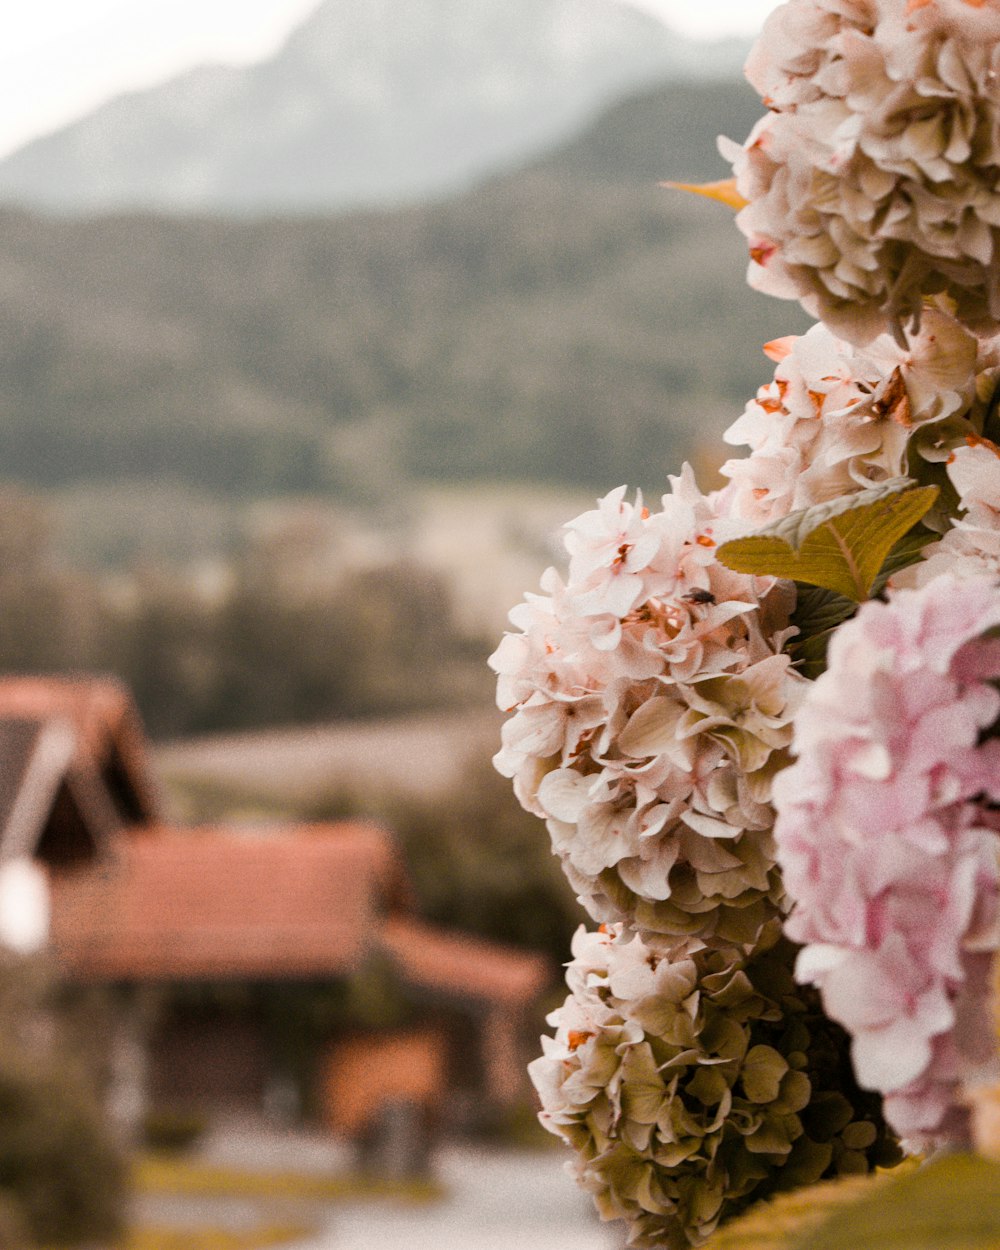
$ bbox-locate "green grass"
[126,1224,314,1250]
[134,1153,443,1203]
[104,1150,445,1250]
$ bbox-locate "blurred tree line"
[0,488,490,738]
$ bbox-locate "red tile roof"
[381,914,549,1007]
[7,677,552,1011]
[50,823,401,980]
[50,823,549,1007]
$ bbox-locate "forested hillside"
[0,79,807,508]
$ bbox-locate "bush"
[0,955,126,1246]
[142,1108,208,1155]
[0,1193,29,1250]
[0,1043,126,1245]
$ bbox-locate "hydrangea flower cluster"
[530,925,900,1249]
[724,0,1000,344]
[772,573,1000,1147]
[495,2,1000,1243]
[718,308,997,527]
[490,471,804,952]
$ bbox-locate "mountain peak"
[0,0,746,215]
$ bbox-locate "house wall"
[148,1004,268,1112]
[320,1026,447,1138]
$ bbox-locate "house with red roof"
[0,675,549,1147]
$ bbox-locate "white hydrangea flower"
[719,309,994,526]
[725,0,1000,344]
[490,472,804,953]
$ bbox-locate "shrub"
[0,1041,126,1245]
[142,1108,208,1155]
[0,955,126,1246]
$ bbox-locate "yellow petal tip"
[660,178,749,211]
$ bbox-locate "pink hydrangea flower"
[773,572,1000,1148]
[490,471,804,953]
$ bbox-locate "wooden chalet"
[0,675,549,1142]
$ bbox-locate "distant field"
[156,707,503,821]
[404,482,592,633]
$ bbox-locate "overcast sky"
[0,0,780,159]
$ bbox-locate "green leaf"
[792,1154,1000,1250]
[790,584,857,638]
[702,1169,911,1250]
[785,528,938,680]
[785,585,857,680]
[872,525,939,593]
[716,481,939,602]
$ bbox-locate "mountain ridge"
[0,0,749,214]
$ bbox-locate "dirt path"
[134,1125,623,1250]
[289,1143,624,1250]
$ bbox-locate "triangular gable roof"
[0,715,122,868]
[0,676,160,832]
[0,719,75,858]
[49,823,409,981]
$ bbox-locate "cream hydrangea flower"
[719,308,995,526]
[530,924,900,1249]
[724,0,1000,344]
[490,472,804,953]
[773,572,1000,1149]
